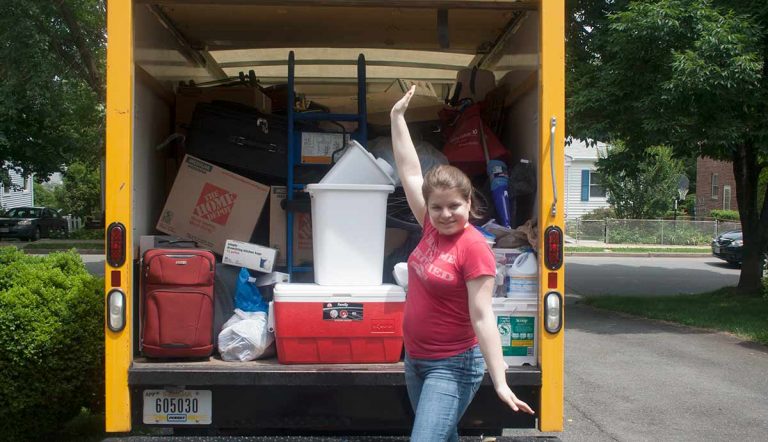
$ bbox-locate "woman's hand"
[390,85,416,118]
[495,384,535,415]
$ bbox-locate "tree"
[568,0,768,293]
[596,145,685,219]
[0,0,106,179]
[57,162,100,219]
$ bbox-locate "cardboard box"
[300,132,350,164]
[156,155,270,255]
[269,186,313,266]
[222,239,277,273]
[175,85,272,130]
[250,271,291,287]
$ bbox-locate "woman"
[390,86,534,442]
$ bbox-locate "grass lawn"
[585,287,768,346]
[567,246,708,253]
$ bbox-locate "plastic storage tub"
[320,140,395,186]
[492,297,538,366]
[306,183,394,285]
[272,283,406,364]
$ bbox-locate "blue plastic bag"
[234,268,268,313]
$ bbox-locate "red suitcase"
[140,248,216,358]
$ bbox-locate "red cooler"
[272,283,406,364]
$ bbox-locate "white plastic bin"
[306,183,394,285]
[506,251,538,298]
[493,297,537,366]
[320,140,395,186]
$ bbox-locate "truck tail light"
[106,222,126,267]
[107,289,126,332]
[544,226,563,270]
[544,291,563,333]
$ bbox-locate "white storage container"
[493,297,537,366]
[306,183,394,285]
[506,251,538,298]
[320,140,396,186]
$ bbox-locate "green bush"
[710,209,740,221]
[0,247,104,441]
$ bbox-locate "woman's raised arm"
[390,85,426,226]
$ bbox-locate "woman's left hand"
[495,384,535,415]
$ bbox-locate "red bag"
[441,104,508,176]
[141,249,216,358]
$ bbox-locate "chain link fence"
[565,219,742,245]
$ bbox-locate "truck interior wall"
[498,11,540,222]
[132,74,171,251]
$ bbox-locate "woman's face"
[427,187,471,235]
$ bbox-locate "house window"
[711,173,719,199]
[1,170,10,194]
[581,170,607,201]
[589,172,606,198]
[23,176,30,192]
[723,185,731,210]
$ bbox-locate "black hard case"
[185,101,290,180]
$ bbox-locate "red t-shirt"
[403,216,496,359]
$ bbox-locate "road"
[506,256,766,441]
[565,256,741,296]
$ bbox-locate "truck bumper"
[129,358,540,434]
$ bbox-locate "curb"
[25,249,104,255]
[566,252,711,258]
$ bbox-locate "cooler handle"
[267,301,275,333]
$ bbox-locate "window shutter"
[581,170,590,201]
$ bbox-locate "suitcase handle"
[157,239,198,247]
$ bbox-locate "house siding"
[564,140,611,219]
[0,169,34,210]
[565,160,610,218]
[695,157,738,218]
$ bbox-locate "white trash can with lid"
[306,183,394,285]
[320,140,396,186]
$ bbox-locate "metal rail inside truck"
[104,0,565,437]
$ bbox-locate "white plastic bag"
[217,309,275,361]
[367,136,447,185]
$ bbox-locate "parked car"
[0,206,68,241]
[711,229,768,268]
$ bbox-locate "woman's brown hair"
[422,164,485,220]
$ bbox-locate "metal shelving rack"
[284,50,368,278]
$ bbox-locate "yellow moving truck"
[105,0,564,436]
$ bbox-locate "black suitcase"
[185,101,290,180]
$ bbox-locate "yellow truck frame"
[105,0,564,435]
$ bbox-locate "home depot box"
[272,283,405,364]
[222,239,277,273]
[156,155,270,255]
[175,85,271,131]
[269,186,313,266]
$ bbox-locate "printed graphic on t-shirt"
[410,231,456,283]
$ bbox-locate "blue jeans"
[404,345,486,442]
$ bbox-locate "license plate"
[0,228,9,233]
[714,246,720,254]
[143,389,212,425]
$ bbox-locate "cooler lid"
[274,283,405,302]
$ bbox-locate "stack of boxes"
[271,141,406,364]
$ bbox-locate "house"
[564,139,610,218]
[0,168,34,211]
[695,157,738,218]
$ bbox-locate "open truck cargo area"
[105,0,565,437]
